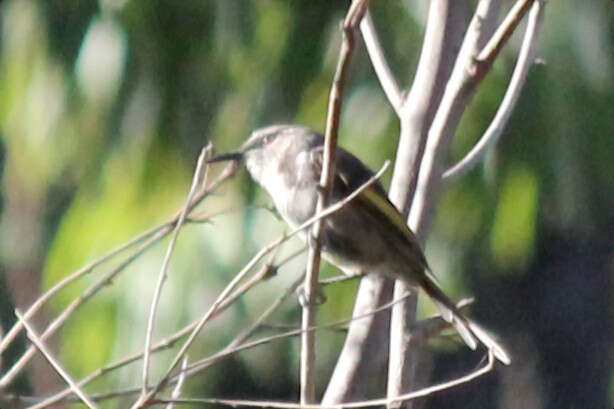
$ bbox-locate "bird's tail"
[419,275,511,365]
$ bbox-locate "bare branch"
[0,222,167,357]
[397,0,532,373]
[325,2,468,404]
[183,286,411,379]
[0,225,171,388]
[360,10,403,114]
[386,4,474,407]
[31,162,388,409]
[23,253,304,409]
[16,310,100,409]
[301,0,369,403]
[477,0,535,64]
[165,356,188,409]
[0,159,239,387]
[408,0,503,238]
[140,146,211,392]
[20,281,471,408]
[318,274,361,286]
[131,161,390,408]
[393,0,468,214]
[153,352,495,409]
[21,287,412,408]
[443,0,546,182]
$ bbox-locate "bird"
[208,124,510,365]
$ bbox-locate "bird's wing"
[309,146,427,267]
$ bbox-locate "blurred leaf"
[76,16,127,105]
[43,143,189,308]
[490,166,539,270]
[61,299,116,378]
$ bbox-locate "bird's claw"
[296,283,327,307]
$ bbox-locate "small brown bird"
[209,124,510,364]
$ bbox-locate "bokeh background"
[0,0,613,408]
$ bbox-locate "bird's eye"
[263,135,274,145]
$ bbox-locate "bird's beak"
[206,150,244,163]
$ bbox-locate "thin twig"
[0,225,171,388]
[318,274,361,286]
[30,163,388,409]
[165,356,188,409]
[24,249,305,409]
[23,288,413,407]
[154,352,495,409]
[141,147,211,393]
[227,272,306,350]
[15,310,101,409]
[360,9,403,114]
[131,161,389,408]
[301,0,369,403]
[442,0,545,182]
[0,223,167,357]
[477,0,535,64]
[0,159,239,388]
[172,290,414,387]
[24,284,471,407]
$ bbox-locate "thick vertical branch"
[324,2,466,404]
[409,0,533,236]
[443,0,546,182]
[393,2,470,212]
[387,2,482,407]
[322,274,393,403]
[300,2,368,404]
[327,0,537,404]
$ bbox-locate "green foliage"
[61,299,117,378]
[0,0,613,406]
[490,166,539,270]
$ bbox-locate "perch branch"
[131,161,389,408]
[301,0,369,404]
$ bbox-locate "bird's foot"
[296,283,327,307]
